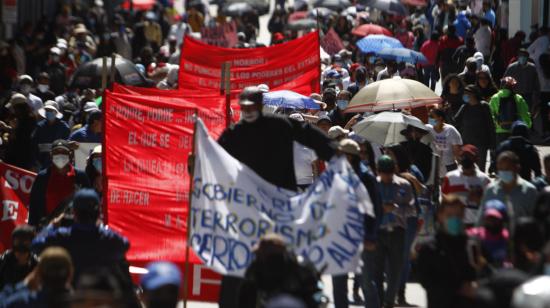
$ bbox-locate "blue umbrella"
[263,90,320,110]
[356,35,403,54]
[377,47,428,64]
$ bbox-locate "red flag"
[179,31,321,94]
[0,162,36,252]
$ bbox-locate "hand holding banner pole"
[182,108,199,308]
[223,62,231,128]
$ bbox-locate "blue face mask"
[462,94,470,103]
[92,158,102,174]
[445,217,463,236]
[368,57,376,64]
[428,118,438,126]
[498,170,515,184]
[46,111,56,122]
[336,100,349,110]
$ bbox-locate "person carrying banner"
[28,139,90,227]
[215,86,337,308]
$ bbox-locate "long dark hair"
[441,74,465,98]
[476,71,498,92]
[385,144,411,173]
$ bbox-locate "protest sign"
[190,119,374,277]
[104,91,225,301]
[321,28,345,56]
[0,162,35,252]
[179,31,320,94]
[201,21,238,48]
[74,143,101,170]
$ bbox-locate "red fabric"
[420,40,439,66]
[46,166,75,215]
[351,24,392,37]
[438,35,464,52]
[401,0,427,6]
[178,31,321,95]
[122,0,154,10]
[395,31,415,49]
[0,163,36,253]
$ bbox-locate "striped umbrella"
[356,35,403,54]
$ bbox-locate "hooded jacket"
[489,90,532,134]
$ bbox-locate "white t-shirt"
[428,123,463,177]
[293,142,317,186]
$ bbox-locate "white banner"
[190,119,374,277]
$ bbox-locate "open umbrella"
[69,56,150,90]
[287,18,318,31]
[288,11,308,22]
[401,0,427,6]
[308,7,335,18]
[263,90,320,110]
[351,24,393,37]
[352,111,427,145]
[222,0,270,15]
[311,0,351,11]
[356,34,403,54]
[361,0,409,16]
[222,2,256,16]
[377,47,428,64]
[346,77,442,112]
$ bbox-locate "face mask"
[241,110,260,123]
[12,243,30,253]
[428,118,438,126]
[518,56,528,65]
[368,57,376,64]
[52,154,70,169]
[20,85,31,95]
[38,84,49,93]
[336,100,349,110]
[498,170,515,184]
[93,158,102,173]
[46,111,57,122]
[462,94,470,103]
[461,157,475,169]
[445,217,463,236]
[485,224,502,235]
[501,89,512,97]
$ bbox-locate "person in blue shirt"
[68,110,102,143]
[453,11,471,39]
[31,100,70,169]
[483,1,496,28]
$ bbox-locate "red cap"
[461,144,479,159]
[485,208,503,220]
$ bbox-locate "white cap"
[289,113,305,122]
[50,47,61,55]
[328,125,349,139]
[83,102,100,113]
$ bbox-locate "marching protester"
[1,1,550,308]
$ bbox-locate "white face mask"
[241,110,260,123]
[37,84,49,93]
[52,154,70,169]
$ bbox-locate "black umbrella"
[69,56,150,90]
[311,0,351,11]
[222,0,270,15]
[359,0,409,16]
[287,18,318,31]
[222,2,256,17]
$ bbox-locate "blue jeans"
[373,228,406,308]
[399,217,419,292]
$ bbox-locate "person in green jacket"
[489,76,532,145]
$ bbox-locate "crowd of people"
[1,0,550,307]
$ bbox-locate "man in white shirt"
[376,60,400,81]
[289,113,318,191]
[474,18,492,59]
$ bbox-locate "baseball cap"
[484,199,508,221]
[90,145,102,157]
[484,208,503,220]
[51,139,71,152]
[50,47,61,55]
[17,75,33,84]
[461,144,479,159]
[5,93,27,109]
[289,113,305,122]
[377,155,396,173]
[83,101,100,113]
[141,262,181,291]
[338,138,360,155]
[328,126,349,139]
[317,115,332,125]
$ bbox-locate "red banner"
[0,162,35,252]
[179,31,321,94]
[104,91,224,301]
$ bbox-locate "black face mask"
[461,157,475,169]
[485,224,503,235]
[12,243,31,253]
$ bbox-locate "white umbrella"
[352,111,428,145]
[346,77,441,113]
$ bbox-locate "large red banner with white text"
[179,31,321,95]
[0,162,35,252]
[104,91,224,301]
